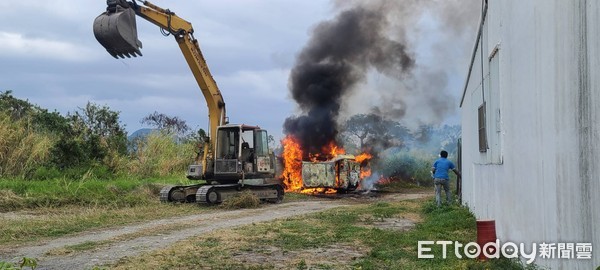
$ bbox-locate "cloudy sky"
[0,0,479,142]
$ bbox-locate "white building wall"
[460,1,598,269]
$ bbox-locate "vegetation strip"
[111,198,538,270]
[0,202,212,249]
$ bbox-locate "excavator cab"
[213,125,273,182]
[93,0,143,58]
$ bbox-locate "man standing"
[432,150,461,207]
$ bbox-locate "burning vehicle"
[279,1,414,194]
[281,136,373,193]
[301,155,360,191]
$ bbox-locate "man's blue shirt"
[433,157,455,179]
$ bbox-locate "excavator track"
[159,185,174,202]
[159,184,204,203]
[196,184,284,205]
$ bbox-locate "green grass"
[0,175,198,211]
[0,257,37,270]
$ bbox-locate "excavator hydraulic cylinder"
[93,6,143,58]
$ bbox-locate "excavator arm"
[94,0,226,178]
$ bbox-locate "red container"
[476,220,497,260]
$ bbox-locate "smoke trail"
[360,172,380,191]
[336,0,479,129]
[284,5,414,157]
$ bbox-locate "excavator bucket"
[93,7,143,59]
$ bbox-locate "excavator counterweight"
[93,5,143,58]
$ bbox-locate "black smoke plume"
[284,5,414,157]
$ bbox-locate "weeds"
[0,190,25,211]
[220,190,260,209]
[128,131,195,178]
[0,176,188,211]
[0,261,15,270]
[0,202,208,247]
[0,257,37,270]
[0,113,53,179]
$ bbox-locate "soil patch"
[371,217,416,231]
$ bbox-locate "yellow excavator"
[93,0,284,204]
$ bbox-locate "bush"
[377,150,435,187]
[31,166,62,180]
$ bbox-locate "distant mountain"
[128,128,155,141]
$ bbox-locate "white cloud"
[0,32,97,62]
[0,1,97,21]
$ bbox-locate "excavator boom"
[92,0,284,204]
[94,0,226,178]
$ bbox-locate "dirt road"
[2,192,430,269]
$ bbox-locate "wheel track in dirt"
[1,192,431,270]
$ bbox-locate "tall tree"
[342,113,414,153]
[141,111,190,136]
[70,102,127,162]
[343,114,388,150]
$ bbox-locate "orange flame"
[355,152,373,179]
[325,141,346,157]
[300,187,337,194]
[355,152,372,163]
[360,167,372,179]
[377,176,391,185]
[282,135,303,191]
[308,141,346,161]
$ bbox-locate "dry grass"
[111,227,264,270]
[0,113,54,178]
[128,132,195,178]
[133,183,164,197]
[220,190,261,209]
[0,189,25,211]
[0,203,210,248]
